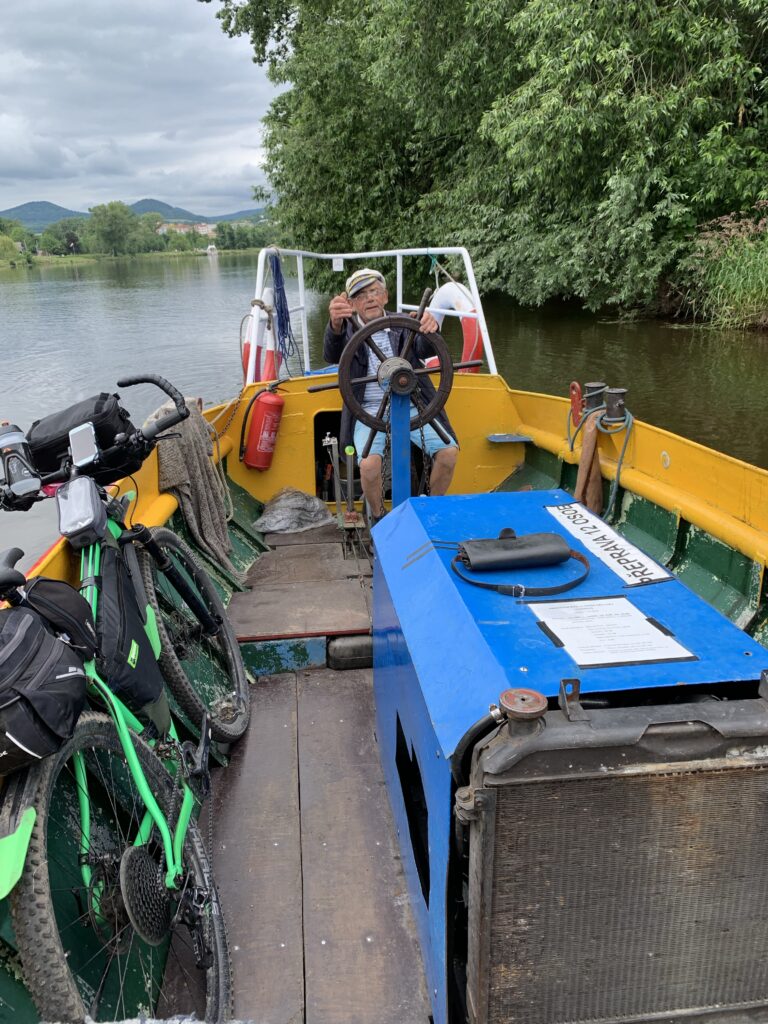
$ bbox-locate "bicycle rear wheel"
[139,527,251,742]
[10,711,232,1023]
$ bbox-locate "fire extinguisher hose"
[238,382,280,461]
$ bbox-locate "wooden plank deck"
[229,530,372,642]
[211,669,431,1023]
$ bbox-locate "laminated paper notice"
[529,596,696,669]
[546,503,671,587]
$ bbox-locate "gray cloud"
[0,0,277,215]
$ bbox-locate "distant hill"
[0,198,264,232]
[130,199,262,223]
[0,201,88,233]
[214,208,264,223]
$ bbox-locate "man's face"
[350,281,388,323]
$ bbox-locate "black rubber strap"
[450,549,590,598]
[80,575,102,591]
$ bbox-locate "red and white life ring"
[423,281,482,372]
[242,287,281,383]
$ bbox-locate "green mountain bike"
[0,374,250,1020]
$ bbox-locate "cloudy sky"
[0,1,277,216]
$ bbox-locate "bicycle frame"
[76,518,199,892]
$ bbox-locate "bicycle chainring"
[119,846,172,946]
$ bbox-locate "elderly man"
[323,268,458,524]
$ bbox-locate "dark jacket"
[323,314,457,451]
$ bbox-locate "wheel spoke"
[364,335,388,362]
[412,390,453,443]
[140,528,250,741]
[362,391,390,460]
[399,323,419,362]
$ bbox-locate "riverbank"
[0,248,266,273]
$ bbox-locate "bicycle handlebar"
[0,374,192,513]
[116,373,190,442]
[0,547,26,598]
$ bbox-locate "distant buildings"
[157,222,217,237]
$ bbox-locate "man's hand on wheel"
[411,309,440,334]
[329,291,355,332]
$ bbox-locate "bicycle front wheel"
[140,527,251,742]
[10,711,232,1023]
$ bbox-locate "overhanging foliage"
[204,0,768,311]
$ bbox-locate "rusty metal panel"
[482,767,768,1024]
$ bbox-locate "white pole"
[459,248,496,374]
[296,254,310,374]
[247,249,269,384]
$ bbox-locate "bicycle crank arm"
[181,712,212,798]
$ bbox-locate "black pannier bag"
[95,543,165,712]
[0,607,87,777]
[27,393,143,485]
[24,576,99,659]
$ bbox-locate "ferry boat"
[2,245,768,1024]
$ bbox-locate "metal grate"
[487,766,768,1024]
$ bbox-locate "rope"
[206,419,235,522]
[428,255,460,286]
[567,404,634,518]
[596,409,634,518]
[268,250,299,369]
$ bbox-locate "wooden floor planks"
[230,535,372,641]
[211,674,305,1023]
[298,669,430,1024]
[212,668,430,1023]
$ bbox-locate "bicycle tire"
[10,711,233,1023]
[139,527,251,742]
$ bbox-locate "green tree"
[86,201,138,255]
[0,234,19,260]
[204,0,768,312]
[133,212,166,253]
[40,218,88,256]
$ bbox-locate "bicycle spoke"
[89,945,118,1020]
[165,931,204,1003]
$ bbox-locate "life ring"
[423,280,482,373]
[241,287,278,383]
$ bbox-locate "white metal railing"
[247,246,497,383]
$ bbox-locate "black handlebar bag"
[0,607,87,776]
[95,542,166,716]
[27,392,143,484]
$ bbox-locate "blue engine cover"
[371,490,768,1024]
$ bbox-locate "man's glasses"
[351,284,386,300]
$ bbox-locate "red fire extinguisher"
[239,383,285,470]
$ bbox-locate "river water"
[2,252,767,563]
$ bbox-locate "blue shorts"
[353,417,457,461]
